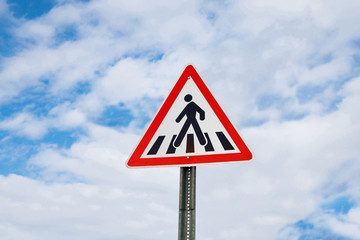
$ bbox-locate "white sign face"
[141,77,240,159]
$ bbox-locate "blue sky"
[0,0,360,239]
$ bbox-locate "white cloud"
[0,113,48,139]
[17,74,358,239]
[0,103,88,139]
[0,174,178,240]
[0,0,8,15]
[48,102,88,128]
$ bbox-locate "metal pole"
[178,166,196,240]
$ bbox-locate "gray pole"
[178,166,196,240]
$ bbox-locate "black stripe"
[204,132,214,152]
[147,136,165,155]
[216,132,234,150]
[186,134,195,153]
[166,135,177,154]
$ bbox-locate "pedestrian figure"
[174,94,206,147]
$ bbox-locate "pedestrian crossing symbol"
[126,65,252,167]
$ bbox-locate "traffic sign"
[126,65,252,167]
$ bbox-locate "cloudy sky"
[1,0,360,239]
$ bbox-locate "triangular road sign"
[126,65,252,167]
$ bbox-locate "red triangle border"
[126,65,252,167]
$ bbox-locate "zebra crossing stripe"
[166,135,177,154]
[147,131,235,156]
[204,132,214,152]
[147,136,165,155]
[186,134,195,153]
[216,132,235,150]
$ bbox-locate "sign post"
[178,166,196,240]
[126,65,253,239]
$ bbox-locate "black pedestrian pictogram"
[146,95,236,156]
[174,94,206,148]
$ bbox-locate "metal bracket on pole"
[178,166,196,240]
